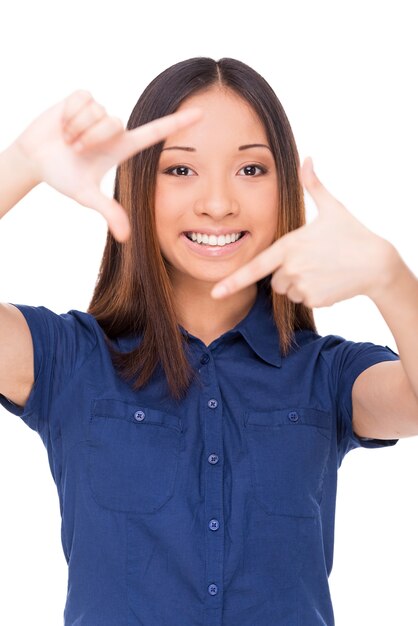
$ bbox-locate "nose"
[193,175,239,220]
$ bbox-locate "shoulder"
[291,328,397,372]
[10,304,107,359]
[291,328,343,354]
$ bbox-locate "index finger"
[118,108,203,162]
[211,239,285,299]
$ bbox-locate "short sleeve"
[321,336,400,464]
[0,304,98,437]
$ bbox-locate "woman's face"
[155,86,279,291]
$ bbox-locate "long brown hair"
[87,57,317,399]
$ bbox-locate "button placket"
[204,384,223,610]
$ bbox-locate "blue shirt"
[0,287,399,626]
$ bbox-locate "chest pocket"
[88,399,183,513]
[244,407,331,517]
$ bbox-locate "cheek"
[154,186,179,238]
[252,191,279,242]
[154,193,173,260]
[155,179,191,223]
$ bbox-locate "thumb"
[78,187,131,242]
[300,157,340,215]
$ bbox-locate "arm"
[211,157,418,438]
[0,143,40,219]
[0,304,34,407]
[0,91,202,409]
[352,251,418,439]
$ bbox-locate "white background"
[0,0,417,624]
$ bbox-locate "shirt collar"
[231,284,282,368]
[117,283,282,369]
[180,283,282,368]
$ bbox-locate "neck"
[172,277,257,346]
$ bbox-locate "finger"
[118,108,202,162]
[62,90,95,125]
[300,157,341,214]
[77,187,131,242]
[73,116,124,151]
[286,284,305,303]
[63,101,107,143]
[211,239,285,299]
[270,270,292,295]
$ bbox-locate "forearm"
[0,142,40,220]
[369,244,418,398]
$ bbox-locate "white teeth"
[187,232,243,246]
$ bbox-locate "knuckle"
[302,291,315,308]
[282,261,298,278]
[150,119,164,139]
[71,89,93,104]
[283,261,296,275]
[109,116,124,131]
[63,90,95,127]
[147,124,164,146]
[91,101,106,116]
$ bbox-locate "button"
[208,583,218,595]
[288,411,299,422]
[208,454,219,464]
[208,399,218,409]
[134,410,145,421]
[209,519,220,531]
[200,353,210,365]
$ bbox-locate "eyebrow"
[161,146,196,152]
[161,143,272,152]
[239,143,272,151]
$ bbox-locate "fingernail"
[211,284,229,299]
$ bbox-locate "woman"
[0,57,416,626]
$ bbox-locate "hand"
[211,158,396,307]
[12,90,201,242]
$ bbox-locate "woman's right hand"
[12,90,201,242]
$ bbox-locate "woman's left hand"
[211,157,399,308]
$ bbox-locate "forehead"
[166,86,269,147]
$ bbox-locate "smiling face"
[155,86,279,295]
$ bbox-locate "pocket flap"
[91,398,183,432]
[245,407,330,431]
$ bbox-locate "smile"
[181,231,249,258]
[185,232,245,246]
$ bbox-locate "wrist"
[365,238,407,304]
[7,140,42,188]
[0,142,42,219]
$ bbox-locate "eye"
[238,164,267,176]
[164,165,195,177]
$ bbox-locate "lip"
[181,231,249,257]
[183,229,246,236]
